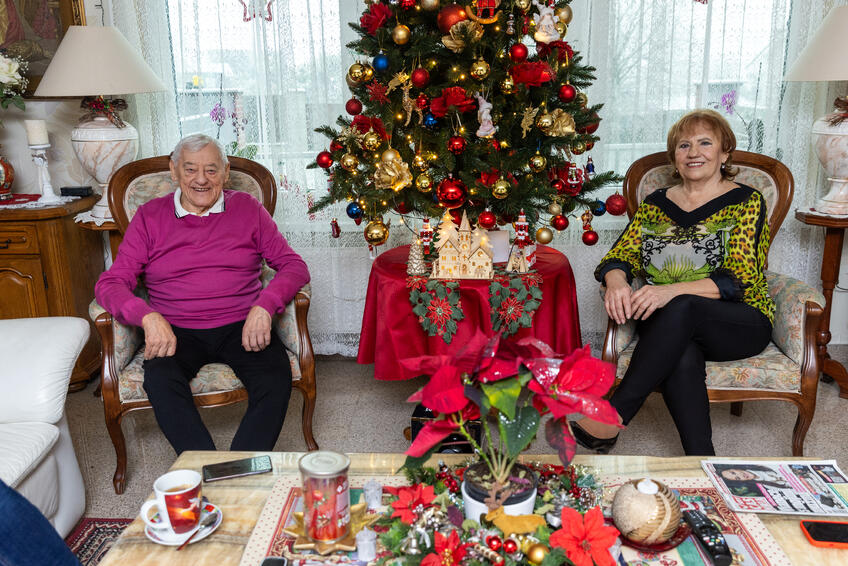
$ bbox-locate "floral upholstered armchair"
[602,150,825,456]
[89,155,317,494]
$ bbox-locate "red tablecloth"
[357,245,582,380]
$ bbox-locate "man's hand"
[243,305,272,352]
[630,284,679,320]
[603,269,633,325]
[141,312,176,359]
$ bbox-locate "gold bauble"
[556,5,573,24]
[576,92,588,107]
[362,132,382,151]
[347,63,366,83]
[526,543,549,566]
[415,173,433,192]
[515,0,531,12]
[340,153,359,171]
[535,226,554,244]
[392,24,411,45]
[572,141,587,155]
[548,202,563,215]
[492,178,510,199]
[500,75,516,94]
[381,148,401,162]
[364,219,389,246]
[536,112,554,130]
[420,0,440,11]
[529,153,547,172]
[555,21,567,37]
[362,64,374,82]
[412,154,428,171]
[470,59,490,80]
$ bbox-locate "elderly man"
[95,134,310,454]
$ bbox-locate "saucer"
[144,502,223,546]
[620,522,692,552]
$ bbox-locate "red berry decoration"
[416,93,430,109]
[558,83,576,103]
[447,135,467,155]
[503,538,519,554]
[437,4,468,34]
[316,151,333,169]
[605,193,627,216]
[411,67,430,88]
[582,229,599,245]
[437,176,467,209]
[551,178,566,194]
[345,98,362,115]
[509,42,528,62]
[477,210,497,229]
[486,535,503,552]
[551,214,569,231]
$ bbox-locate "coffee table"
[97,451,846,566]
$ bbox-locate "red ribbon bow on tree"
[352,115,389,140]
[536,40,574,63]
[359,2,392,36]
[429,87,477,118]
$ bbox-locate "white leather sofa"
[0,317,88,537]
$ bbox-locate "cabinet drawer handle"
[0,237,26,249]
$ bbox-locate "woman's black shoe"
[569,420,619,454]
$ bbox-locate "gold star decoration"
[282,502,379,555]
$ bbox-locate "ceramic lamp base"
[812,114,848,215]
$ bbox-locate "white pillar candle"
[24,120,49,146]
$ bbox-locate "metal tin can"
[298,451,351,542]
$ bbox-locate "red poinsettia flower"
[479,169,500,187]
[352,115,389,139]
[359,2,392,36]
[390,483,436,524]
[421,530,470,566]
[536,40,574,63]
[408,364,468,414]
[498,295,525,324]
[406,275,428,292]
[429,87,476,118]
[549,507,620,566]
[511,61,554,86]
[405,403,481,457]
[426,296,453,328]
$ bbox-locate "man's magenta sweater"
[95,190,310,329]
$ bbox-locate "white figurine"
[532,0,560,43]
[475,93,496,138]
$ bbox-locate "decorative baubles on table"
[612,478,682,545]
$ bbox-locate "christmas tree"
[308,0,619,246]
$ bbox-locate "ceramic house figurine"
[431,211,494,279]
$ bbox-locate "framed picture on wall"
[0,0,87,96]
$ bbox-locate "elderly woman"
[572,109,773,455]
[95,134,310,454]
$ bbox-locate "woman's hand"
[141,312,177,359]
[243,305,272,352]
[630,284,680,320]
[604,269,632,325]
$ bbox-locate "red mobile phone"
[800,520,848,549]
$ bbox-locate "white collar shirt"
[173,188,225,218]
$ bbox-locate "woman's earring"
[721,162,727,170]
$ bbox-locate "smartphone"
[260,558,287,566]
[202,455,273,482]
[800,520,848,549]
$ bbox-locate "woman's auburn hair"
[666,108,738,180]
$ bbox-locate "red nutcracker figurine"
[419,218,434,246]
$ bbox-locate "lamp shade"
[34,26,166,96]
[785,7,848,82]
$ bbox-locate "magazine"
[702,459,848,515]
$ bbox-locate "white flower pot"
[461,479,537,523]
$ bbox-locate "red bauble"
[394,200,413,214]
[449,207,464,224]
[447,135,467,155]
[509,42,528,62]
[354,217,363,226]
[411,67,430,88]
[503,539,519,554]
[400,0,417,8]
[485,535,503,552]
[606,193,627,216]
[437,176,467,209]
[416,93,430,109]
[437,4,468,34]
[558,83,577,103]
[500,213,515,224]
[551,179,566,194]
[477,210,497,229]
[551,214,569,231]
[329,139,343,152]
[345,98,363,115]
[582,229,599,245]
[586,140,595,150]
[316,151,333,168]
[585,113,600,134]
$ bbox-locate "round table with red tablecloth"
[357,244,582,380]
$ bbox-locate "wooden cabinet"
[0,196,104,391]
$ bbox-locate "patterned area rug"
[65,518,133,566]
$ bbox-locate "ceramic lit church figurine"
[431,210,494,279]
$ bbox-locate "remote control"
[683,510,732,566]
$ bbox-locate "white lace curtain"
[109,0,844,354]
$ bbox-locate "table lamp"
[785,6,848,215]
[33,26,166,221]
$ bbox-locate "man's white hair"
[171,134,229,166]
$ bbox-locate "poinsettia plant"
[401,331,619,497]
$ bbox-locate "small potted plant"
[401,331,619,521]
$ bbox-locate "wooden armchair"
[602,150,825,456]
[90,155,318,494]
